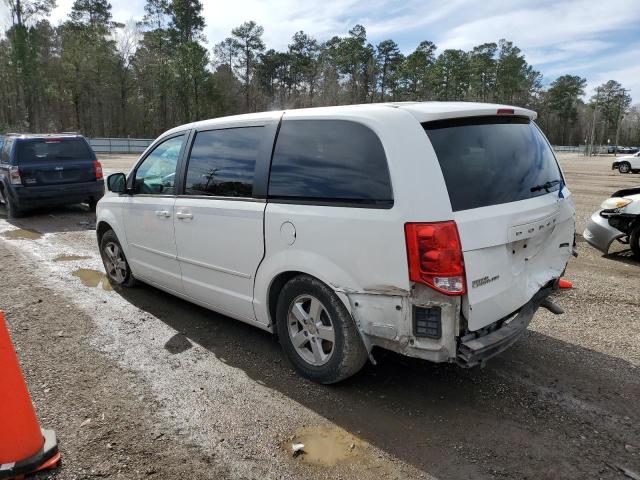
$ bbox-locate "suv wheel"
[276,274,368,384]
[99,229,136,287]
[87,197,98,212]
[630,226,640,258]
[1,189,23,218]
[619,162,631,173]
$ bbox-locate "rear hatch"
[423,115,575,331]
[16,137,96,186]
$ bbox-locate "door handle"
[154,210,171,218]
[175,211,193,220]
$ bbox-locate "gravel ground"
[0,152,638,480]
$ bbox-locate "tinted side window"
[184,127,263,198]
[1,139,11,164]
[268,120,393,206]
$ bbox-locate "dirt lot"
[0,153,638,480]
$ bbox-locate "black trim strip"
[268,197,394,209]
[423,115,530,130]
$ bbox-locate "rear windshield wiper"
[530,179,562,193]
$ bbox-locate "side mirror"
[107,173,127,194]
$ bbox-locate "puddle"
[2,228,43,240]
[53,254,91,262]
[287,425,365,466]
[72,269,112,291]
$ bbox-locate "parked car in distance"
[616,146,639,154]
[612,150,640,174]
[584,186,640,258]
[0,133,104,217]
[96,102,576,383]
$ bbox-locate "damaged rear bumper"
[456,284,559,368]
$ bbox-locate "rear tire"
[275,274,368,384]
[87,197,98,212]
[619,162,631,173]
[630,226,640,258]
[99,229,137,287]
[3,190,23,218]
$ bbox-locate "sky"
[3,0,640,102]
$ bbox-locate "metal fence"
[88,138,154,154]
[552,145,585,153]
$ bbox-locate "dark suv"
[0,134,104,217]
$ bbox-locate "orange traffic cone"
[0,311,60,479]
[558,278,573,289]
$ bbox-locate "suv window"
[423,116,563,211]
[1,139,11,164]
[268,120,393,207]
[184,127,262,198]
[15,138,92,163]
[134,135,185,195]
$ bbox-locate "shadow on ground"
[113,282,640,480]
[0,203,95,234]
[604,249,640,267]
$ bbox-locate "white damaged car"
[612,151,640,174]
[584,186,640,257]
[97,102,576,383]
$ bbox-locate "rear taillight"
[94,160,103,180]
[9,166,22,185]
[405,221,466,295]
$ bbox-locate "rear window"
[423,117,562,211]
[268,120,393,207]
[16,138,92,163]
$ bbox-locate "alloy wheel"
[103,241,128,284]
[287,294,336,366]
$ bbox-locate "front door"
[122,133,186,293]
[173,126,271,322]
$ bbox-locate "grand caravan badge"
[471,275,499,288]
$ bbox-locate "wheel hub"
[287,294,335,366]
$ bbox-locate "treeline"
[1,0,638,147]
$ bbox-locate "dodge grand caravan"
[96,102,576,383]
[0,133,104,217]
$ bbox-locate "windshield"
[16,138,93,163]
[423,116,562,211]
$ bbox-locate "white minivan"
[97,102,576,383]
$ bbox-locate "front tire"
[99,229,137,287]
[276,274,368,384]
[630,226,640,258]
[619,162,631,173]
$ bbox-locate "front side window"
[134,135,184,195]
[268,120,393,206]
[184,127,262,198]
